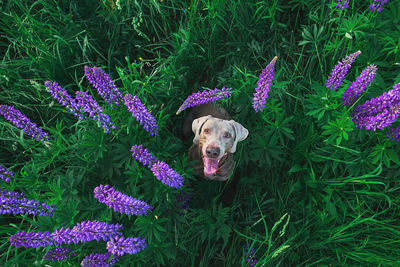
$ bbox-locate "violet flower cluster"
[0,165,13,182]
[9,220,123,248]
[151,161,184,189]
[0,189,55,217]
[106,236,147,256]
[44,81,83,119]
[351,82,400,130]
[81,252,119,267]
[370,0,389,12]
[253,56,277,112]
[343,64,377,106]
[244,245,258,267]
[124,93,158,136]
[335,0,349,10]
[84,66,124,108]
[176,87,232,115]
[0,105,49,141]
[75,91,116,133]
[387,126,400,142]
[94,184,152,216]
[43,247,75,262]
[326,50,361,91]
[131,144,184,188]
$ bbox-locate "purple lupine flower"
[75,91,116,133]
[151,161,184,189]
[243,245,258,267]
[252,56,277,112]
[44,81,83,119]
[84,66,124,108]
[0,165,13,182]
[81,252,119,267]
[0,105,49,141]
[326,51,362,91]
[43,247,76,262]
[123,93,158,136]
[335,0,349,10]
[343,64,377,106]
[387,126,400,142]
[176,87,232,115]
[0,189,55,216]
[51,220,123,245]
[131,144,157,169]
[9,230,53,248]
[106,236,147,257]
[352,82,400,130]
[94,184,152,216]
[370,0,389,12]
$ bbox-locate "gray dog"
[183,103,249,181]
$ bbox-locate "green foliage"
[1,0,400,266]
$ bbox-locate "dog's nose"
[206,147,220,158]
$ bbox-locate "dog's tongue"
[203,157,219,176]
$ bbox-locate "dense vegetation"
[1,0,400,265]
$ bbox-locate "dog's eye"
[224,132,231,138]
[204,128,210,134]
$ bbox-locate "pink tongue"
[203,157,219,176]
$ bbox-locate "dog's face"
[192,115,249,178]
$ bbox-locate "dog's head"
[192,115,249,177]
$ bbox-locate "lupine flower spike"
[94,184,153,216]
[106,236,147,256]
[0,165,13,182]
[370,0,389,12]
[387,126,400,142]
[43,247,76,262]
[253,56,277,112]
[124,93,158,136]
[84,66,124,108]
[0,189,55,216]
[343,64,377,106]
[81,252,119,267]
[352,82,400,130]
[9,220,123,248]
[75,91,116,133]
[44,81,83,119]
[243,244,258,267]
[0,105,49,141]
[131,144,157,168]
[335,0,349,10]
[326,50,361,91]
[151,161,184,189]
[176,87,232,115]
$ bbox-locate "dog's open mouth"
[202,152,228,176]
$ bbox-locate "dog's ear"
[192,115,211,144]
[229,120,249,153]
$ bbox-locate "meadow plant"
[175,87,232,115]
[81,252,119,266]
[0,189,55,216]
[343,64,377,106]
[387,125,400,142]
[0,105,49,141]
[44,81,83,119]
[352,82,400,130]
[43,247,75,262]
[123,93,158,136]
[336,0,350,10]
[326,51,361,91]
[84,66,124,108]
[75,91,116,133]
[370,0,390,12]
[94,184,153,216]
[151,161,184,189]
[130,144,157,168]
[9,230,53,248]
[0,165,13,182]
[252,56,277,112]
[243,245,258,267]
[106,236,147,256]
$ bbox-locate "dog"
[183,103,249,181]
